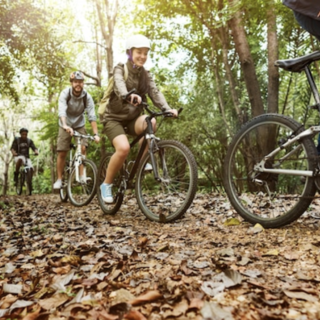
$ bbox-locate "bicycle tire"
[60,165,69,202]
[16,171,23,195]
[135,140,198,222]
[223,113,317,228]
[67,159,97,207]
[25,168,32,195]
[96,153,124,215]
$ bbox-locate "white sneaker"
[144,163,153,171]
[100,183,113,203]
[53,179,62,189]
[80,176,92,183]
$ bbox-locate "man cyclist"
[11,128,39,185]
[53,71,100,189]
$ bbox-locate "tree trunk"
[94,0,118,79]
[228,0,264,118]
[267,0,279,113]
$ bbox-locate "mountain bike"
[224,51,320,228]
[59,131,97,207]
[97,95,198,222]
[16,155,37,196]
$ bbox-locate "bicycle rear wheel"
[67,159,97,207]
[135,140,198,222]
[223,113,317,228]
[25,168,32,195]
[16,171,23,195]
[97,153,124,215]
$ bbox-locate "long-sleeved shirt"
[101,61,170,123]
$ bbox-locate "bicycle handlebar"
[73,130,95,141]
[123,88,183,118]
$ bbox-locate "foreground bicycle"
[97,97,198,222]
[224,51,320,228]
[16,155,37,196]
[59,131,97,206]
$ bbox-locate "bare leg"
[105,134,130,184]
[15,159,23,172]
[134,115,157,158]
[56,151,67,180]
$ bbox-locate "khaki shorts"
[103,118,138,144]
[57,126,88,151]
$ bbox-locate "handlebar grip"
[178,108,183,114]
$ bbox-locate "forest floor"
[1,192,320,320]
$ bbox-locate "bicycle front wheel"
[96,153,124,215]
[16,171,23,195]
[60,165,69,202]
[67,159,97,207]
[135,140,198,222]
[25,168,32,195]
[223,113,317,228]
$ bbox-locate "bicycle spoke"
[224,114,317,228]
[136,140,198,222]
[68,159,97,207]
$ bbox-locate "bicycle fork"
[147,137,170,183]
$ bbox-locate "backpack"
[66,89,87,112]
[98,64,128,119]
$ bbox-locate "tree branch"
[73,40,108,50]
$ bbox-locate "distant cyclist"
[11,128,39,185]
[53,71,100,189]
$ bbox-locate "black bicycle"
[224,51,320,228]
[59,131,97,207]
[16,155,36,195]
[97,94,198,222]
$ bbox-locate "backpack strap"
[66,88,87,112]
[66,88,71,105]
[124,63,128,81]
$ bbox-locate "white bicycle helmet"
[125,35,151,50]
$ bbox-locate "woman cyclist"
[99,34,178,203]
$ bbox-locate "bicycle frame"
[72,131,91,183]
[122,105,174,185]
[254,53,320,179]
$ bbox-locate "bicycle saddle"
[275,51,320,72]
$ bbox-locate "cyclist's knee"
[116,145,130,158]
[152,118,157,131]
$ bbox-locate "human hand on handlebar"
[64,126,74,136]
[94,135,100,143]
[128,93,142,106]
[167,109,179,117]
